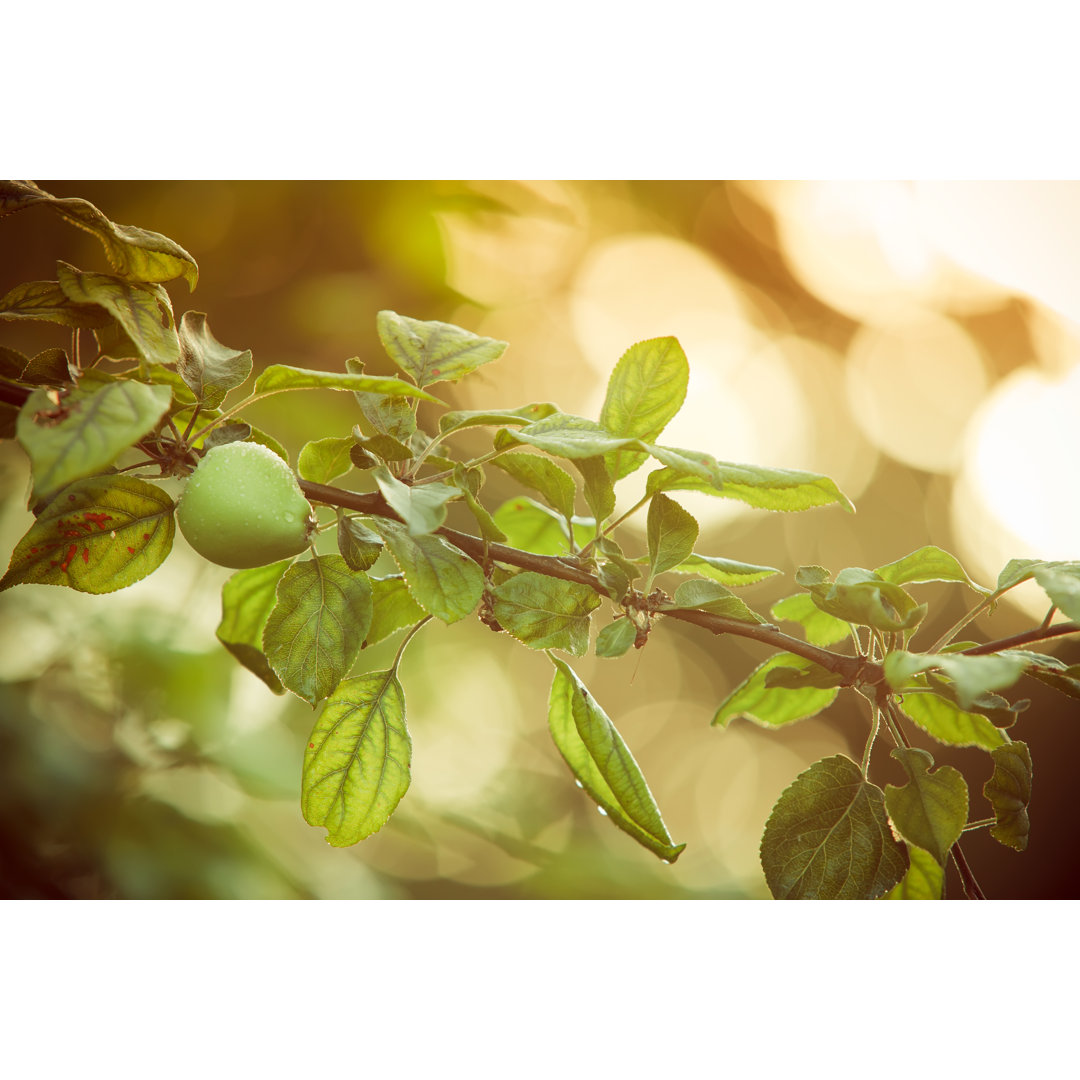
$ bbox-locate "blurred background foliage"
[1,180,1078,899]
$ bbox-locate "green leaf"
[505,412,639,459]
[574,455,616,526]
[337,516,383,572]
[770,593,852,647]
[0,180,198,288]
[492,496,590,556]
[996,558,1044,592]
[491,572,600,655]
[983,742,1032,852]
[898,688,1008,751]
[298,436,355,485]
[0,279,113,328]
[254,363,442,403]
[16,380,173,499]
[376,310,508,388]
[1026,663,1080,700]
[647,493,698,578]
[0,345,70,386]
[597,559,631,603]
[0,475,174,594]
[599,336,689,481]
[373,518,483,624]
[764,663,846,690]
[646,450,855,514]
[203,423,252,451]
[365,575,427,647]
[664,579,765,624]
[302,671,410,846]
[760,755,908,899]
[713,653,840,728]
[438,402,558,436]
[673,553,781,587]
[346,357,417,442]
[887,845,946,900]
[372,466,460,535]
[176,312,252,408]
[353,432,414,463]
[548,657,685,862]
[215,560,292,694]
[886,651,1035,709]
[1032,562,1080,623]
[875,545,990,594]
[884,748,968,866]
[799,567,927,633]
[460,487,507,543]
[263,555,373,706]
[596,618,638,658]
[57,263,181,367]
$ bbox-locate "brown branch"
[299,478,869,684]
[960,622,1079,655]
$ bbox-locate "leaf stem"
[951,842,987,899]
[927,595,995,652]
[580,494,650,558]
[962,818,996,832]
[391,616,433,675]
[861,703,880,778]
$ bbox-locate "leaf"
[548,657,685,862]
[438,402,558,436]
[647,493,699,579]
[574,455,615,526]
[492,496,591,556]
[254,363,442,402]
[0,475,174,594]
[337,516,384,572]
[372,466,460,535]
[713,653,840,728]
[16,381,173,499]
[760,755,908,899]
[57,263,181,367]
[0,180,198,288]
[646,451,855,514]
[302,671,410,846]
[353,432,414,463]
[365,575,427,647]
[215,560,292,694]
[491,572,601,655]
[983,742,1032,851]
[505,412,639,459]
[460,487,507,543]
[346,357,417,442]
[373,518,483,624]
[770,593,852,647]
[884,748,968,866]
[596,618,638,658]
[799,566,927,633]
[897,687,1007,750]
[176,312,252,408]
[887,845,946,900]
[298,436,355,485]
[599,336,689,481]
[376,310,508,387]
[203,423,252,451]
[1026,663,1080,700]
[673,553,781,587]
[764,663,846,690]
[597,560,631,603]
[1032,562,1080,623]
[263,555,373,705]
[0,279,113,328]
[886,651,1035,709]
[0,345,70,386]
[664,579,765,624]
[996,558,1045,592]
[874,545,990,594]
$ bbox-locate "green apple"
[177,441,315,568]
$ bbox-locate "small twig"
[951,842,987,900]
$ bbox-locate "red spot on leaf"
[82,548,89,564]
[126,546,136,554]
[60,544,77,572]
[308,742,315,749]
[142,533,150,541]
[67,494,76,501]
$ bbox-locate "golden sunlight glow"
[845,312,989,474]
[756,181,1008,324]
[915,182,1080,324]
[952,362,1080,615]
